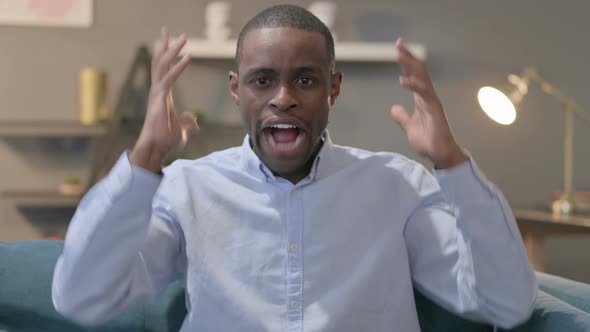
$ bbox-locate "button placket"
[285,188,303,332]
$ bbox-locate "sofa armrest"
[502,290,590,332]
[537,272,590,313]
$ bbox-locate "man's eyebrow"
[294,66,323,75]
[244,68,277,77]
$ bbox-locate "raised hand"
[130,27,198,173]
[389,38,467,169]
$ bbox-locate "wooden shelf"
[335,41,426,62]
[0,120,107,137]
[514,209,590,229]
[2,190,81,208]
[156,38,427,62]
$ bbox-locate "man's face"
[230,27,342,183]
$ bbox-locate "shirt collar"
[240,130,333,184]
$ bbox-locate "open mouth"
[262,124,305,158]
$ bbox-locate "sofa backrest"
[536,272,590,313]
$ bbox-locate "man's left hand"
[389,38,468,169]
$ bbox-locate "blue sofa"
[1,240,590,331]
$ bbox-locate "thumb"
[179,111,200,134]
[178,112,199,146]
[390,104,410,131]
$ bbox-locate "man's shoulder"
[332,145,435,192]
[332,144,423,173]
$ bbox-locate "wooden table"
[514,209,590,272]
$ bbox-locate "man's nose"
[269,85,298,111]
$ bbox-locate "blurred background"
[0,0,589,281]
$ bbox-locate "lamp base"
[552,197,575,216]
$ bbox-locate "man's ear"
[229,71,239,106]
[329,72,343,106]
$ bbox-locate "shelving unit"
[156,38,427,62]
[0,120,105,208]
[0,122,244,209]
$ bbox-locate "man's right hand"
[130,27,198,174]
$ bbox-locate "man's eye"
[296,77,313,85]
[253,78,270,85]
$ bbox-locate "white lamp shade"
[477,86,517,125]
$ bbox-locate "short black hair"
[235,4,335,70]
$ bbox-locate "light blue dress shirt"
[52,135,537,331]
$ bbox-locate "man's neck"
[279,139,324,184]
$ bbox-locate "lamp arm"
[523,67,583,213]
[524,67,590,123]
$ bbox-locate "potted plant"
[58,175,84,196]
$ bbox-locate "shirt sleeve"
[52,152,187,325]
[403,158,537,329]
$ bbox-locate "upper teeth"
[270,124,297,129]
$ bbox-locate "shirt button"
[290,300,300,309]
[290,244,298,253]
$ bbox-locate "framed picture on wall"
[0,0,93,28]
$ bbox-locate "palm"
[404,94,451,160]
[130,27,198,173]
[144,92,185,152]
[137,28,197,154]
[390,39,464,169]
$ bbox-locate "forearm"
[435,159,537,327]
[52,152,162,324]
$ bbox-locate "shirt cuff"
[102,151,162,201]
[433,158,495,206]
